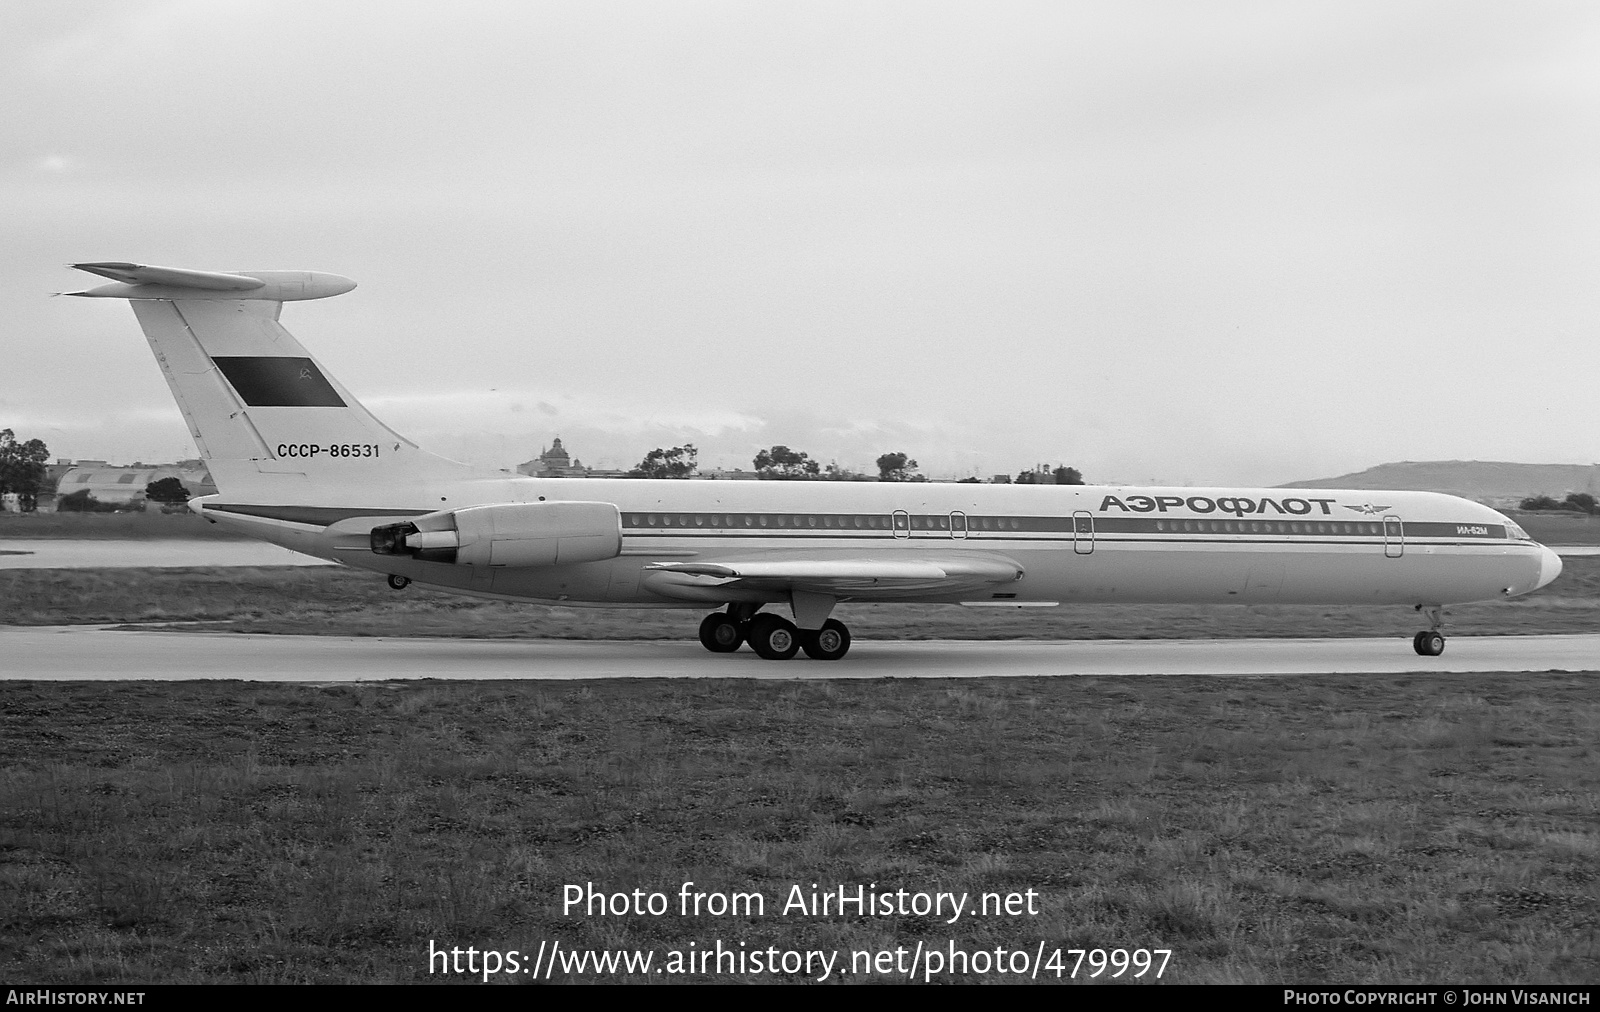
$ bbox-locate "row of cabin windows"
[626,513,1021,530]
[624,513,1389,536]
[1155,520,1384,535]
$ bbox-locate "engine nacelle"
[369,501,622,567]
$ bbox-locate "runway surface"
[4,626,1597,680]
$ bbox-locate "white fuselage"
[194,477,1561,610]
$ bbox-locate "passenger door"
[1073,510,1094,555]
[1383,515,1404,558]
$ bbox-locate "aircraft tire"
[800,619,851,661]
[1414,631,1445,656]
[698,613,744,653]
[747,614,801,660]
[387,574,410,590]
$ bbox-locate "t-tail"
[63,262,490,501]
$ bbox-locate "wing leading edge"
[641,554,1023,602]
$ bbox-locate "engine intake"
[370,501,622,567]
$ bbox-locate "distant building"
[515,437,629,479]
[516,436,588,478]
[52,460,217,510]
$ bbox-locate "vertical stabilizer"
[66,263,487,497]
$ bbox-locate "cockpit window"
[1505,521,1532,541]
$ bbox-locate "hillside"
[1282,460,1598,506]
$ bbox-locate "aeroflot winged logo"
[1342,503,1393,516]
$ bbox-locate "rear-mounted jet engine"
[370,501,622,567]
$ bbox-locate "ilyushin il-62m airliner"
[65,262,1563,661]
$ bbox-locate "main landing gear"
[1412,605,1445,656]
[697,607,852,661]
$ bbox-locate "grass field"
[1509,510,1600,546]
[0,510,248,541]
[1,675,1595,984]
[2,557,1596,641]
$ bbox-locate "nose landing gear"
[1412,605,1445,656]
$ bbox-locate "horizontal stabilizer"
[71,263,266,291]
[61,263,356,302]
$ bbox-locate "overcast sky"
[4,1,1597,485]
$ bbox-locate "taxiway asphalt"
[3,626,1597,680]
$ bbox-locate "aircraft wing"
[641,554,1022,601]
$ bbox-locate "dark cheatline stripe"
[619,511,1507,541]
[207,504,1514,540]
[212,356,346,407]
[205,504,431,526]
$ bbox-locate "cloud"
[362,387,765,437]
[33,154,80,173]
[7,4,1599,485]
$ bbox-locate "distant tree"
[1053,466,1084,485]
[753,445,821,480]
[57,489,118,513]
[957,476,981,484]
[822,462,872,481]
[1014,469,1039,485]
[1521,494,1597,514]
[0,429,50,512]
[145,476,191,506]
[1565,492,1598,515]
[629,444,698,479]
[876,452,921,483]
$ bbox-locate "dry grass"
[1,675,1595,984]
[1,558,1596,640]
[0,511,248,540]
[1509,510,1600,546]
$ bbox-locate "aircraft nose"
[1536,545,1564,590]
